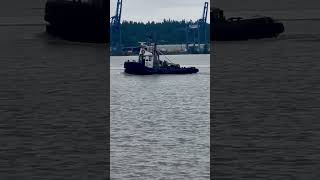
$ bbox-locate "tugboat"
[124,43,199,75]
[211,6,285,41]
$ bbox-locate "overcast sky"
[110,0,210,23]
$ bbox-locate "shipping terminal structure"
[110,0,209,55]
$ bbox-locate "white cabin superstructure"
[138,43,161,69]
[139,48,154,68]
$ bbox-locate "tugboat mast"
[152,42,160,68]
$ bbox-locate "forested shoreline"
[117,19,210,47]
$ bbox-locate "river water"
[213,0,320,179]
[0,1,108,179]
[110,54,210,179]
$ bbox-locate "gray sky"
[110,0,210,23]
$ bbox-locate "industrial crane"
[201,1,209,46]
[186,2,209,53]
[110,0,123,54]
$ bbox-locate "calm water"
[110,55,210,179]
[0,1,107,179]
[213,0,320,179]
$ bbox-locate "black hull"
[211,18,285,41]
[124,62,199,75]
[44,1,107,43]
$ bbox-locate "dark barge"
[211,7,285,41]
[44,0,108,43]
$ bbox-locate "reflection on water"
[0,4,108,178]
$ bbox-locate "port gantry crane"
[201,1,209,49]
[186,2,209,54]
[110,0,123,54]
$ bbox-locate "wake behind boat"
[124,43,199,75]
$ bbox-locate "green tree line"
[116,19,210,47]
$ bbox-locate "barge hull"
[212,18,284,41]
[44,1,108,43]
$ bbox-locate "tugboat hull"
[124,62,199,75]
